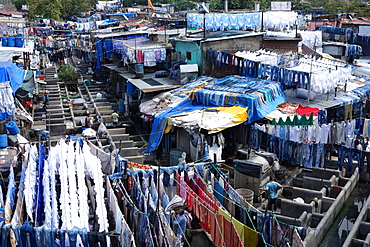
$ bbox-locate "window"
[186,52,192,60]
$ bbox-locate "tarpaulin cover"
[95,38,103,69]
[104,39,113,58]
[0,61,26,92]
[234,159,262,178]
[20,70,35,94]
[166,105,248,134]
[104,13,135,18]
[144,99,215,154]
[143,75,285,153]
[193,75,286,123]
[99,20,119,26]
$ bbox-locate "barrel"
[1,38,7,47]
[7,37,15,47]
[5,121,19,135]
[0,134,8,148]
[170,149,182,166]
[15,36,24,47]
[236,188,254,205]
[135,63,144,79]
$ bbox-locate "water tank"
[0,134,8,148]
[7,37,15,47]
[15,36,24,47]
[5,121,20,135]
[1,38,7,47]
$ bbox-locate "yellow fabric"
[164,117,172,134]
[244,225,259,247]
[218,207,230,219]
[165,106,248,134]
[232,218,245,243]
[218,207,246,244]
[218,207,259,247]
[206,105,248,133]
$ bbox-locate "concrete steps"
[42,72,67,137]
[73,57,145,165]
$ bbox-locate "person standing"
[85,114,92,128]
[265,176,282,211]
[111,110,119,128]
[174,208,187,247]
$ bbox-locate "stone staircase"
[32,66,68,144]
[73,58,144,164]
[107,128,143,164]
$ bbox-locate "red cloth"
[137,50,143,62]
[296,104,319,116]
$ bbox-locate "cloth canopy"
[166,105,248,134]
[144,75,285,153]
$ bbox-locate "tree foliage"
[26,0,93,20]
[13,0,27,12]
[27,0,62,20]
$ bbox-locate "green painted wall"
[174,40,203,70]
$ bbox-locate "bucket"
[5,121,19,135]
[7,37,15,47]
[170,149,182,166]
[135,63,144,79]
[1,38,7,47]
[236,188,254,205]
[15,36,24,47]
[85,79,92,86]
[0,134,8,148]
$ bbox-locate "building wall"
[262,40,299,53]
[174,40,202,65]
[201,35,263,77]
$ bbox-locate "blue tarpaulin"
[143,75,286,154]
[104,13,135,19]
[99,20,120,26]
[103,39,113,58]
[145,99,215,154]
[95,38,103,69]
[0,61,26,92]
[193,75,286,123]
[0,62,26,120]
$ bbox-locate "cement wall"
[304,168,359,246]
[201,35,263,77]
[342,194,370,246]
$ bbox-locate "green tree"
[60,0,92,20]
[348,0,370,17]
[260,0,271,10]
[27,0,62,20]
[209,0,223,11]
[26,0,94,20]
[13,0,27,12]
[291,0,311,11]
